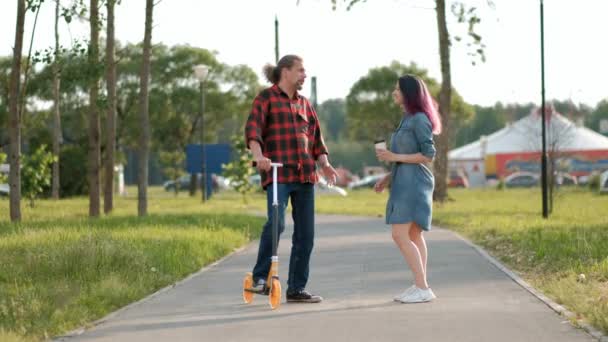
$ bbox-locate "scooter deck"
[244,287,270,295]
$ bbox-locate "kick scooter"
[243,162,284,310]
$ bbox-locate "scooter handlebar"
[252,161,299,169]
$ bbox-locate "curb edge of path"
[447,227,608,342]
[53,242,255,341]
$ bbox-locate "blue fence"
[186,144,231,199]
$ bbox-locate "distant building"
[448,107,608,187]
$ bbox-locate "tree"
[21,145,56,207]
[317,0,490,202]
[222,135,255,203]
[51,0,61,199]
[137,0,154,216]
[520,105,575,212]
[317,99,346,141]
[8,0,26,221]
[454,104,505,148]
[434,0,451,201]
[88,0,101,217]
[105,0,117,213]
[345,61,472,142]
[21,42,259,200]
[158,150,185,195]
[586,99,608,135]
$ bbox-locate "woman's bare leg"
[392,223,428,289]
[408,223,427,275]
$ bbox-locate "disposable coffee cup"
[374,139,387,150]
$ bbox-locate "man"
[245,55,338,303]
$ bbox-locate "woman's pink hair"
[398,75,442,135]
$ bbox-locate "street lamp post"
[193,64,209,202]
[540,0,549,218]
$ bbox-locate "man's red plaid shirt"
[245,84,329,188]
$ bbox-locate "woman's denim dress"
[385,112,436,231]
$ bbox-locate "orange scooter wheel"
[268,278,282,310]
[243,272,254,304]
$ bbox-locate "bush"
[59,144,89,197]
[22,145,56,207]
[588,173,600,191]
[496,177,505,190]
[222,135,254,203]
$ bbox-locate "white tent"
[448,110,608,187]
[450,112,608,160]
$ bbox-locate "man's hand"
[320,163,338,187]
[253,155,272,172]
[249,140,271,172]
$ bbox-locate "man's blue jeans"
[252,182,315,292]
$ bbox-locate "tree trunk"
[52,0,62,199]
[104,0,117,214]
[8,0,26,222]
[434,0,451,202]
[88,0,101,217]
[137,0,154,216]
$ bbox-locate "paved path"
[59,215,595,342]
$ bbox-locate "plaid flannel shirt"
[245,84,329,188]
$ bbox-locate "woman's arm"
[376,150,432,164]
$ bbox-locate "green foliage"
[222,135,255,203]
[58,144,88,197]
[324,140,377,175]
[158,150,185,195]
[346,61,473,141]
[496,177,505,190]
[26,0,45,11]
[0,152,7,184]
[317,99,346,141]
[454,104,506,147]
[450,1,495,66]
[0,191,265,340]
[588,173,600,191]
[12,43,260,197]
[586,99,608,136]
[21,145,56,207]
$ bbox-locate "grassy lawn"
[0,188,265,341]
[432,188,608,334]
[317,187,608,334]
[1,186,606,339]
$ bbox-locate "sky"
[1,0,607,108]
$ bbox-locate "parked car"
[0,163,8,196]
[448,170,469,188]
[600,170,608,193]
[504,171,540,188]
[555,172,577,186]
[163,174,201,191]
[347,173,388,190]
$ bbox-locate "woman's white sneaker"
[399,287,436,303]
[393,285,417,302]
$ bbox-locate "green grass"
[0,188,265,341]
[432,188,608,333]
[1,186,607,339]
[317,187,608,334]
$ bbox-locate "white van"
[0,163,8,196]
[600,170,608,193]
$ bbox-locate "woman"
[374,74,442,303]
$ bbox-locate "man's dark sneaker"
[286,289,323,303]
[245,279,269,295]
